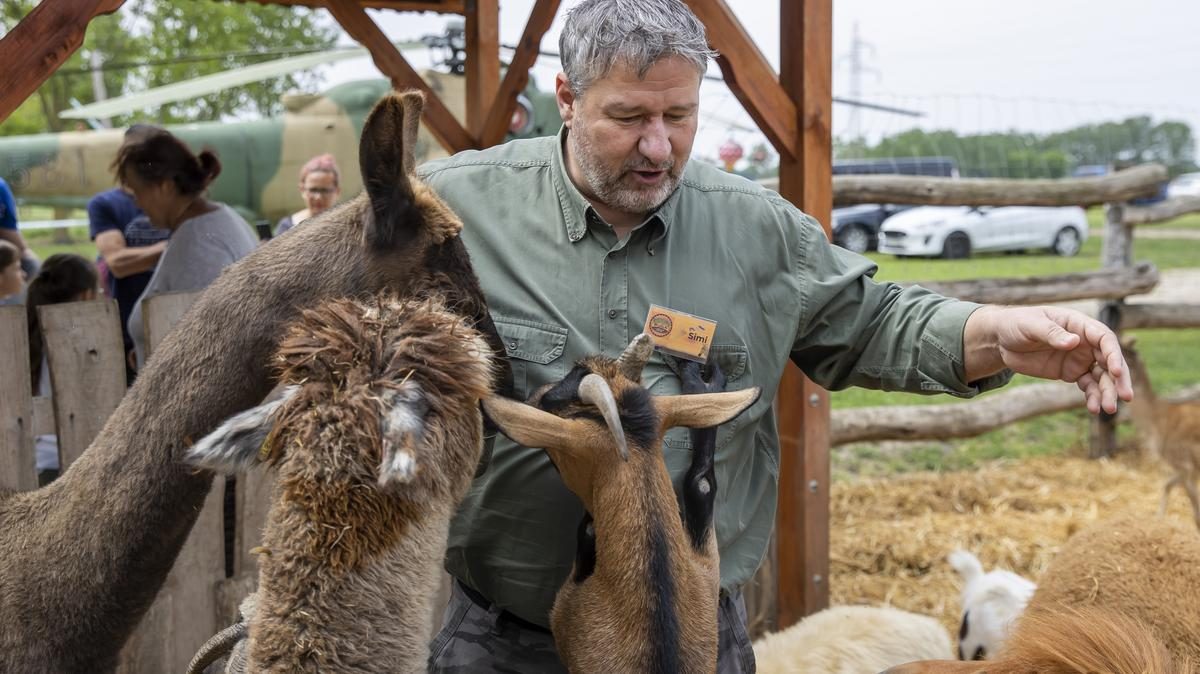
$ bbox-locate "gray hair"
[559,0,716,96]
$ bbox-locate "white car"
[877,205,1089,259]
[1167,172,1200,199]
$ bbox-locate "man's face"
[557,56,701,220]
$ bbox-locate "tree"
[0,1,336,134]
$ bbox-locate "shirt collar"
[551,126,679,247]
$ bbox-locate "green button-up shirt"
[418,129,1009,627]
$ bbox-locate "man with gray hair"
[419,1,1131,671]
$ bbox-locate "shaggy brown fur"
[884,515,1200,673]
[189,296,492,672]
[883,607,1190,674]
[483,336,760,674]
[0,91,509,673]
[1124,342,1200,530]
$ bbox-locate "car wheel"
[1052,227,1081,257]
[941,232,971,259]
[836,224,872,254]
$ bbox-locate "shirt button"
[608,310,617,319]
[509,340,518,349]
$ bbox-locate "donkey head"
[482,334,760,507]
[185,296,494,496]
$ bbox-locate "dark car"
[831,203,913,254]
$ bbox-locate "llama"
[752,605,953,674]
[882,514,1200,673]
[947,549,1036,660]
[1123,339,1200,530]
[185,295,493,673]
[0,91,510,672]
[482,334,761,673]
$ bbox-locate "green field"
[1086,206,1200,231]
[23,225,96,262]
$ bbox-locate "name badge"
[643,304,718,363]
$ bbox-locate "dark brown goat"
[0,91,508,672]
[483,334,760,674]
[186,295,494,672]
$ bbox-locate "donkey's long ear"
[482,395,587,452]
[359,90,425,251]
[186,387,298,473]
[657,387,761,430]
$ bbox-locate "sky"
[306,1,1200,162]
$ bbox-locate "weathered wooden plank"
[233,0,464,10]
[118,291,224,673]
[832,381,1082,445]
[1123,195,1200,226]
[464,0,499,137]
[235,468,274,578]
[1091,203,1133,459]
[1119,303,1200,330]
[683,0,799,162]
[828,164,1167,207]
[914,262,1159,306]
[31,397,55,438]
[775,0,832,625]
[0,0,125,123]
[142,291,201,361]
[326,0,477,153]
[38,299,125,471]
[0,305,37,492]
[479,0,561,147]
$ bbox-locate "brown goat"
[0,91,509,672]
[884,514,1200,673]
[483,334,761,674]
[1124,340,1200,530]
[185,295,493,672]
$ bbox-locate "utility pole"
[840,21,878,141]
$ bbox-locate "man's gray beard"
[570,127,683,217]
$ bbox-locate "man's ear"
[554,72,577,128]
[186,386,298,473]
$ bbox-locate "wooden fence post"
[118,291,224,673]
[39,299,125,471]
[0,305,37,492]
[1091,202,1131,458]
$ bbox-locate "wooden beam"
[479,0,561,147]
[232,0,465,11]
[1123,194,1200,226]
[1120,302,1200,330]
[775,0,833,627]
[683,0,798,161]
[914,262,1159,305]
[0,0,126,123]
[464,0,500,137]
[325,0,477,153]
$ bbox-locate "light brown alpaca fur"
[187,296,492,672]
[484,336,760,674]
[0,92,508,673]
[884,515,1200,673]
[1124,341,1200,529]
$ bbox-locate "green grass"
[831,328,1200,479]
[865,234,1200,282]
[1086,206,1200,231]
[23,225,96,262]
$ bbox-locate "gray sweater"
[129,204,257,367]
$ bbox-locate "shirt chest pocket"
[493,316,569,399]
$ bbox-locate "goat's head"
[482,334,760,506]
[185,295,494,496]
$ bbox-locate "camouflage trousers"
[428,580,757,673]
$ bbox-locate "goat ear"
[359,90,425,252]
[186,386,298,473]
[378,382,429,488]
[482,395,585,451]
[657,387,761,430]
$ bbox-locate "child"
[26,254,98,485]
[0,239,25,302]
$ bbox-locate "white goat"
[947,549,1036,661]
[752,605,953,674]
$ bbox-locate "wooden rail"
[913,262,1159,305]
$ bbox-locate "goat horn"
[616,333,654,381]
[578,374,629,461]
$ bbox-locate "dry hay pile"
[829,454,1188,634]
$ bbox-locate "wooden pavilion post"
[463,0,499,137]
[775,0,834,625]
[0,0,126,123]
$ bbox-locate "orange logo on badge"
[648,313,674,337]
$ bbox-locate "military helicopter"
[0,26,561,224]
